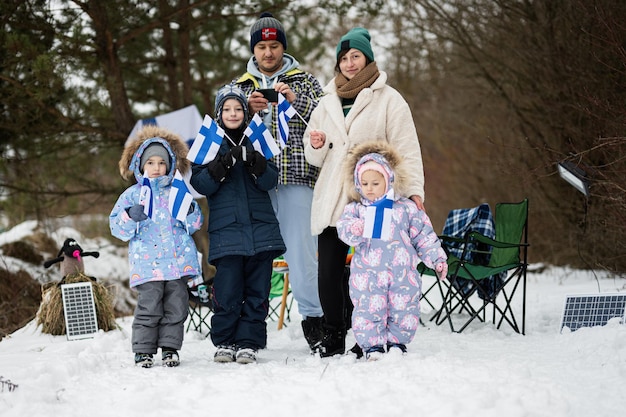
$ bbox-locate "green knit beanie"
[336,27,374,62]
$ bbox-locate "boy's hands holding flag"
[243,151,267,178]
[208,145,267,182]
[207,151,235,182]
[226,145,267,179]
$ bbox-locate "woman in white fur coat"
[303,27,426,358]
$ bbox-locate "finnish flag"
[362,191,394,240]
[187,115,225,165]
[169,170,194,222]
[276,93,296,149]
[244,113,280,159]
[139,177,155,221]
[124,105,204,199]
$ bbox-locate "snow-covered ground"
[1,222,625,417]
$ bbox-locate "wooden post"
[277,273,290,330]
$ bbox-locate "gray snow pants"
[132,279,189,354]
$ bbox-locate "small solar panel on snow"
[560,293,626,332]
[61,282,99,340]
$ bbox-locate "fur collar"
[119,125,190,182]
[343,141,411,203]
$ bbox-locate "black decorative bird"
[43,238,100,278]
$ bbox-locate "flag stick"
[223,132,237,147]
[293,109,310,129]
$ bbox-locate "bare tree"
[379,0,626,271]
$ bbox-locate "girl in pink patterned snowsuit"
[337,141,448,360]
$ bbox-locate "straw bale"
[36,272,118,335]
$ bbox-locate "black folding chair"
[186,281,213,337]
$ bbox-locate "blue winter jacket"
[110,137,203,288]
[190,141,285,262]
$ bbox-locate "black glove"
[230,146,246,163]
[207,151,234,182]
[127,204,148,222]
[245,151,267,178]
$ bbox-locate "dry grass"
[0,268,42,340]
[36,272,118,335]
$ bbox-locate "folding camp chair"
[427,199,529,334]
[267,257,293,330]
[420,203,495,318]
[186,280,214,337]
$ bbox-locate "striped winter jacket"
[234,53,324,188]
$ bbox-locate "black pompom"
[260,12,273,18]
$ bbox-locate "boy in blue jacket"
[190,85,285,364]
[110,126,203,368]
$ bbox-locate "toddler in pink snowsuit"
[337,141,447,360]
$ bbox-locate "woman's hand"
[309,130,326,149]
[410,195,425,211]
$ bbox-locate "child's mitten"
[245,151,267,178]
[127,204,148,222]
[435,261,448,280]
[350,219,365,236]
[208,152,234,182]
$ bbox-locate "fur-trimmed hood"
[119,125,191,182]
[344,141,411,203]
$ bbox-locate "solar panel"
[61,282,99,340]
[560,293,626,332]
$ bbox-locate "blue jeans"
[269,184,323,318]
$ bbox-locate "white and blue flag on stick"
[363,190,394,240]
[244,113,280,159]
[276,93,296,148]
[187,115,225,165]
[124,105,204,199]
[169,170,194,222]
[139,177,155,221]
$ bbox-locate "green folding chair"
[423,199,529,334]
[419,203,495,322]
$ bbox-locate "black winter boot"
[349,343,363,359]
[318,325,346,358]
[301,316,324,353]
